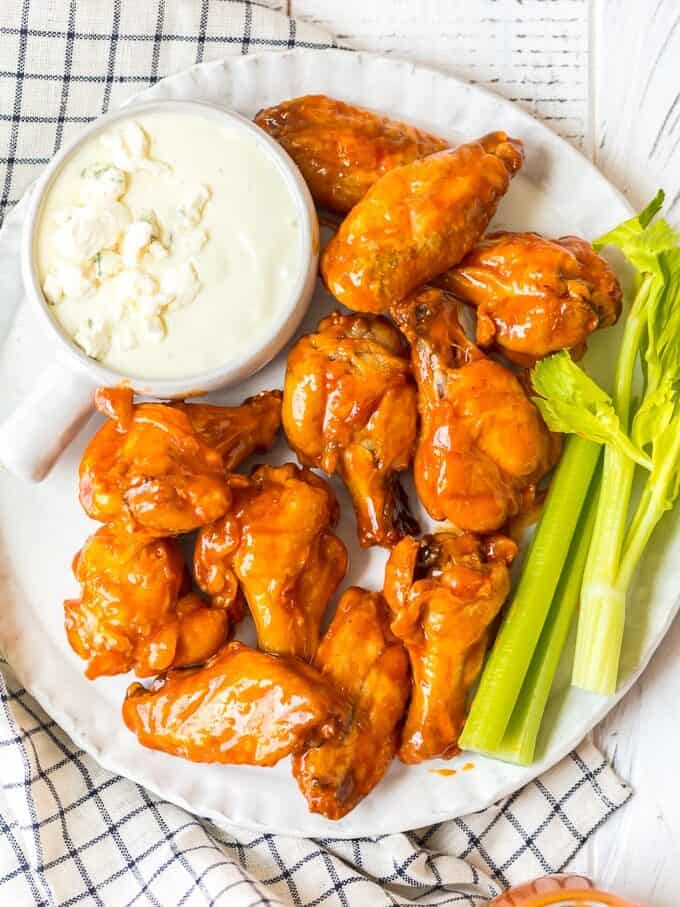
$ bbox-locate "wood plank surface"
[291,0,590,146]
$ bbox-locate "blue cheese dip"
[36,113,303,379]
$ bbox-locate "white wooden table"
[260,1,679,903]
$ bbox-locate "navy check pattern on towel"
[0,2,632,905]
[0,658,630,906]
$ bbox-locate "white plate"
[1,48,677,839]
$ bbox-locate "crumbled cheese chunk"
[101,121,168,174]
[121,220,154,267]
[118,269,160,306]
[105,270,171,353]
[177,184,211,228]
[161,262,202,311]
[74,318,110,359]
[92,250,122,281]
[120,270,171,318]
[80,165,126,203]
[139,209,161,237]
[54,201,130,261]
[140,314,166,343]
[145,240,168,262]
[42,263,95,304]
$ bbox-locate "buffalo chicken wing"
[255,94,447,213]
[173,390,282,468]
[293,587,410,819]
[194,464,347,660]
[437,232,622,364]
[79,387,281,534]
[384,532,516,763]
[123,642,348,766]
[392,288,559,533]
[64,520,233,679]
[283,311,418,547]
[321,132,524,313]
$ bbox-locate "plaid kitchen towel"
[0,0,337,225]
[0,658,630,907]
[0,2,632,905]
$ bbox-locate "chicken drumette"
[123,642,348,766]
[293,587,410,819]
[65,519,234,679]
[255,94,447,214]
[172,390,282,469]
[79,387,281,535]
[384,532,516,763]
[283,311,418,548]
[194,464,347,661]
[392,287,560,533]
[321,132,524,314]
[436,231,622,365]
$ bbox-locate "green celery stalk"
[572,275,651,694]
[572,279,654,693]
[574,241,680,693]
[459,435,601,754]
[497,468,601,764]
[571,296,644,693]
[576,416,680,693]
[617,420,680,594]
[529,347,652,692]
[571,442,632,694]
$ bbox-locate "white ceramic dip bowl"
[0,99,318,482]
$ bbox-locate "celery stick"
[574,415,680,693]
[574,253,680,693]
[612,274,654,431]
[497,471,600,765]
[459,435,601,754]
[617,421,680,593]
[571,445,634,693]
[572,272,654,694]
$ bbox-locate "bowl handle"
[0,360,97,482]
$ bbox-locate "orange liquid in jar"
[489,875,646,906]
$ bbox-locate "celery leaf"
[632,380,675,450]
[594,192,680,276]
[593,190,665,252]
[646,248,680,388]
[532,352,652,468]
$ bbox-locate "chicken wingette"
[255,94,447,213]
[321,132,524,313]
[123,642,348,766]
